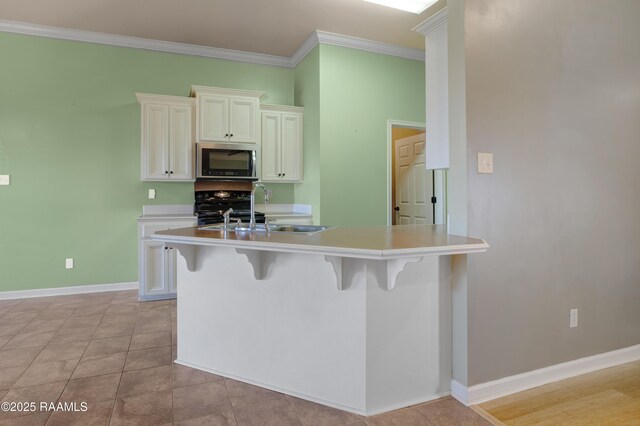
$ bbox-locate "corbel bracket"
[385,257,422,291]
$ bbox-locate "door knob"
[394,206,400,211]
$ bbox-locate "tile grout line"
[222,377,241,426]
[48,293,118,425]
[109,297,141,425]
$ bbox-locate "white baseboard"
[0,282,138,300]
[452,344,640,406]
[450,379,469,405]
[175,358,448,416]
[175,359,367,416]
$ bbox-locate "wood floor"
[475,360,640,425]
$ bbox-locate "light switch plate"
[148,189,156,199]
[0,175,10,185]
[570,308,578,328]
[65,258,74,269]
[478,153,494,174]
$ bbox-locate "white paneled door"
[394,133,433,225]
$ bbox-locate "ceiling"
[0,0,444,57]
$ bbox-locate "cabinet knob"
[283,173,286,177]
[224,133,229,137]
[230,134,234,137]
[165,171,168,174]
[170,171,174,174]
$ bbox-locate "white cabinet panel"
[144,241,168,295]
[137,94,195,182]
[169,105,193,180]
[261,112,280,181]
[191,86,263,144]
[138,217,196,301]
[167,247,177,293]
[199,95,228,141]
[229,97,258,143]
[143,104,169,180]
[260,105,303,183]
[280,113,302,182]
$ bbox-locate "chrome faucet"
[250,182,271,229]
[222,208,233,230]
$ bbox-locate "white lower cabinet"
[138,217,195,301]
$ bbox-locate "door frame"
[386,119,447,226]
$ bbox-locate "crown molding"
[0,19,425,69]
[413,7,448,35]
[313,31,424,62]
[0,19,292,68]
[290,31,321,67]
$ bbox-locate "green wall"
[293,47,321,223]
[0,32,425,292]
[0,33,294,292]
[316,45,425,226]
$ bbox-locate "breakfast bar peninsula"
[152,224,488,415]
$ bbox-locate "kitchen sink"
[269,225,330,233]
[200,224,331,234]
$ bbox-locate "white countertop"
[152,224,488,260]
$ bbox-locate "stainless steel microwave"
[196,143,258,180]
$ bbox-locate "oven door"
[197,143,258,180]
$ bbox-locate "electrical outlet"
[570,308,578,328]
[478,153,494,174]
[65,258,74,269]
[0,175,10,186]
[148,189,156,199]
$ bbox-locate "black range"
[194,190,265,226]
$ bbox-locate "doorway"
[387,120,446,226]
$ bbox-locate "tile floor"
[0,290,489,425]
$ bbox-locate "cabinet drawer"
[141,220,196,239]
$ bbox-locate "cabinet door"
[261,112,281,181]
[169,105,194,180]
[143,241,169,296]
[198,95,228,141]
[142,103,170,180]
[229,97,258,143]
[280,113,302,182]
[167,247,177,294]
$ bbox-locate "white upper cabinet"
[260,105,303,183]
[191,86,263,144]
[199,95,228,141]
[169,105,193,180]
[137,93,195,181]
